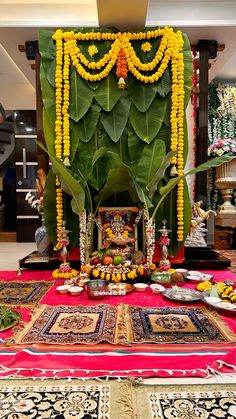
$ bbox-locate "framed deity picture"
[97,207,140,257]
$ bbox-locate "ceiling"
[1,0,236,110]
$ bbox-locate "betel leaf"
[94,71,121,111]
[69,68,93,122]
[129,96,167,143]
[76,101,100,143]
[100,93,131,142]
[127,80,156,112]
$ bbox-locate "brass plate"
[108,283,134,293]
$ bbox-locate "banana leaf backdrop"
[38,27,193,256]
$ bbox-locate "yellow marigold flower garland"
[53,30,65,248]
[52,27,186,245]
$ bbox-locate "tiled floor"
[0,242,36,270]
[0,242,235,385]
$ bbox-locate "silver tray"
[202,297,236,313]
[163,286,202,302]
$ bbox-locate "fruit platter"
[88,249,155,282]
[198,281,236,313]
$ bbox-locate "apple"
[90,257,101,265]
[113,255,124,265]
[103,255,113,265]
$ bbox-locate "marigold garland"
[52,27,186,244]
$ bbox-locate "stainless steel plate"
[163,286,202,302]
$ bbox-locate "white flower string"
[79,211,87,265]
[145,218,156,267]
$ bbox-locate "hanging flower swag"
[52,27,186,248]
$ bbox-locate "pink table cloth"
[0,269,235,379]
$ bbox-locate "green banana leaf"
[127,80,156,112]
[44,168,57,245]
[37,142,85,215]
[72,132,106,191]
[152,154,235,221]
[38,29,56,87]
[43,109,55,153]
[69,69,94,122]
[134,140,166,188]
[40,63,56,125]
[98,126,130,165]
[127,126,145,173]
[68,122,80,164]
[94,166,139,204]
[38,29,55,60]
[147,149,177,200]
[129,96,167,143]
[76,101,100,143]
[183,33,193,109]
[100,93,131,142]
[153,67,172,98]
[63,192,80,249]
[94,71,121,111]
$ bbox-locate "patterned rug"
[0,378,129,419]
[9,304,235,346]
[127,305,235,344]
[0,281,54,306]
[133,382,236,419]
[10,304,125,345]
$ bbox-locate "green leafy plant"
[0,307,20,330]
[38,28,203,255]
[38,140,234,255]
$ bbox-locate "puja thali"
[163,286,202,302]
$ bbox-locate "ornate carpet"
[0,379,235,419]
[133,382,236,419]
[10,304,125,345]
[9,304,235,346]
[0,281,54,306]
[0,378,128,419]
[126,305,235,344]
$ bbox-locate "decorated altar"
[35,26,234,282]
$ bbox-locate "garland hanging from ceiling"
[39,27,192,255]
